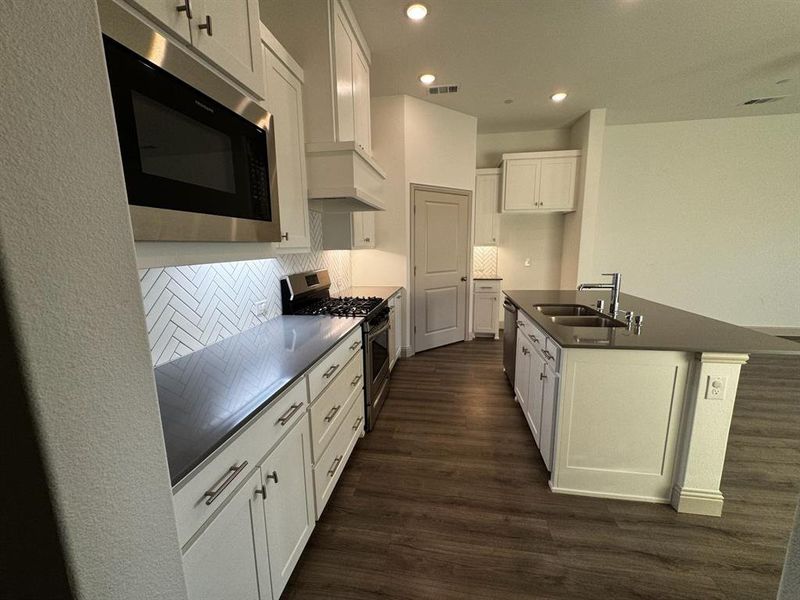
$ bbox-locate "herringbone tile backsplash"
[139,211,351,366]
[473,246,499,278]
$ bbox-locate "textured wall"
[594,114,800,327]
[0,2,187,598]
[476,128,572,168]
[140,211,351,365]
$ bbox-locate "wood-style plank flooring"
[284,339,800,599]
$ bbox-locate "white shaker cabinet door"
[527,349,545,446]
[263,41,311,251]
[539,158,577,211]
[261,416,315,599]
[351,212,375,249]
[191,0,265,99]
[127,0,193,43]
[503,159,539,211]
[539,362,558,471]
[474,170,501,245]
[352,45,371,154]
[473,293,496,334]
[183,468,271,600]
[332,5,355,142]
[514,333,531,411]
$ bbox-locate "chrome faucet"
[578,272,622,315]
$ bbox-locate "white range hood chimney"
[306,141,386,212]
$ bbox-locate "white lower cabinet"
[183,467,271,600]
[514,317,561,471]
[388,291,403,369]
[261,414,315,599]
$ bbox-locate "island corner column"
[671,352,750,516]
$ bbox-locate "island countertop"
[504,290,800,355]
[154,315,363,486]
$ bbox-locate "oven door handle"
[367,320,390,340]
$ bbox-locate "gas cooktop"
[294,296,383,317]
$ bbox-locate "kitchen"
[2,1,799,600]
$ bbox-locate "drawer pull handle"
[349,341,361,351]
[276,403,303,426]
[176,0,192,19]
[517,320,525,327]
[203,461,248,506]
[352,416,363,431]
[540,372,547,380]
[351,374,362,387]
[266,470,278,484]
[327,455,343,477]
[255,484,266,499]
[324,405,342,423]
[543,350,554,361]
[531,335,539,343]
[522,347,529,355]
[322,364,340,379]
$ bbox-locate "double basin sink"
[534,304,626,328]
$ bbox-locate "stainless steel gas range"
[280,269,390,431]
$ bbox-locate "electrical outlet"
[254,300,269,317]
[705,375,727,400]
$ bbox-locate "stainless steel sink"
[535,304,602,317]
[550,315,626,328]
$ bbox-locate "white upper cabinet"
[501,150,580,213]
[352,211,375,249]
[322,211,376,250]
[191,0,265,98]
[351,45,372,154]
[474,168,501,246]
[128,0,192,43]
[122,0,265,99]
[261,26,311,252]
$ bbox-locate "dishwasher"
[502,298,517,385]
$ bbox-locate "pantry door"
[412,185,471,353]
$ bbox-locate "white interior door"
[413,186,470,353]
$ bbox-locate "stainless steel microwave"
[100,2,280,242]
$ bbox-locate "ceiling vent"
[428,84,459,96]
[740,96,786,106]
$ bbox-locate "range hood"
[306,141,386,212]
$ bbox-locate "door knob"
[460,276,467,282]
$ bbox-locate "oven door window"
[104,36,271,222]
[371,327,389,387]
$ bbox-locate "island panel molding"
[551,349,691,503]
[670,352,750,516]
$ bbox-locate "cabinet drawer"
[474,280,501,293]
[173,376,307,548]
[544,337,562,371]
[308,327,362,400]
[309,351,363,461]
[312,394,364,519]
[516,312,545,354]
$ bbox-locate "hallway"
[284,339,800,599]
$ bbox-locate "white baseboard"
[400,345,413,358]
[749,326,800,337]
[670,484,724,517]
[548,481,670,505]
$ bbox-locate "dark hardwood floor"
[284,338,800,599]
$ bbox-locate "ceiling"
[348,0,800,132]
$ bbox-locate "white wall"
[593,113,800,328]
[352,95,478,348]
[498,214,565,293]
[0,2,187,598]
[476,128,571,168]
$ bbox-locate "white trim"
[749,326,800,337]
[307,186,384,210]
[305,141,387,178]
[699,352,750,365]
[501,149,581,161]
[400,345,414,358]
[259,24,304,82]
[548,481,671,505]
[476,167,501,175]
[334,0,371,63]
[670,484,724,517]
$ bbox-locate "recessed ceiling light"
[406,3,428,21]
[550,92,568,103]
[419,73,436,85]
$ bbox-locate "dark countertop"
[334,285,402,300]
[155,315,363,486]
[504,290,800,355]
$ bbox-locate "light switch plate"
[705,375,727,400]
[254,300,269,316]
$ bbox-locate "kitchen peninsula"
[503,289,800,516]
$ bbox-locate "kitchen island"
[504,290,800,516]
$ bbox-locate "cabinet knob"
[176,0,192,19]
[266,470,279,484]
[540,372,547,380]
[198,14,212,36]
[255,484,266,498]
[364,237,370,242]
